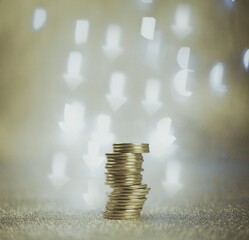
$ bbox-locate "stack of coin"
[104,143,150,220]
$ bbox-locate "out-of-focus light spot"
[172,4,192,39]
[173,69,192,97]
[162,160,183,197]
[75,20,89,44]
[59,102,85,134]
[177,47,191,70]
[83,141,104,172]
[141,17,156,40]
[142,78,162,115]
[83,179,105,209]
[173,47,192,97]
[145,32,161,68]
[141,0,153,3]
[106,72,127,111]
[223,0,235,9]
[48,153,69,189]
[102,25,123,60]
[243,49,249,70]
[209,63,227,95]
[92,114,115,146]
[32,8,47,31]
[150,117,177,159]
[63,51,84,89]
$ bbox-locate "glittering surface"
[1,169,248,240]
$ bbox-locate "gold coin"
[106,204,144,209]
[106,159,143,163]
[109,197,147,201]
[107,157,144,163]
[105,169,141,172]
[109,195,147,199]
[107,185,143,188]
[106,174,142,177]
[111,187,149,192]
[106,176,142,179]
[104,212,141,217]
[106,178,142,181]
[110,192,148,197]
[106,182,142,185]
[113,145,148,149]
[107,202,145,207]
[106,153,143,157]
[113,149,149,153]
[106,181,142,185]
[111,190,150,195]
[107,184,143,187]
[104,143,150,220]
[106,207,143,212]
[106,173,143,177]
[113,143,149,147]
[106,174,142,178]
[105,173,142,177]
[106,179,142,183]
[106,168,144,172]
[114,184,148,189]
[106,162,143,166]
[106,162,142,165]
[106,175,142,178]
[106,178,142,182]
[104,210,141,214]
[105,167,143,171]
[113,145,149,153]
[110,188,149,193]
[106,160,143,164]
[103,213,140,219]
[106,200,145,205]
[106,204,145,207]
[113,146,148,149]
[106,198,145,202]
[104,213,140,218]
[104,209,141,214]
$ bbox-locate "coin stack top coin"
[104,143,150,220]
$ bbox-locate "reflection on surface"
[142,78,162,115]
[209,63,227,96]
[83,141,104,172]
[48,152,69,190]
[141,0,153,3]
[63,51,84,89]
[172,4,192,39]
[82,179,105,209]
[59,102,85,135]
[32,8,47,31]
[177,47,191,70]
[162,160,183,197]
[174,70,192,97]
[150,117,177,159]
[92,114,115,146]
[102,25,123,60]
[75,20,89,45]
[106,72,127,111]
[145,32,161,68]
[173,47,192,97]
[141,17,156,40]
[243,49,249,70]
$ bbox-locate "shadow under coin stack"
[103,143,150,220]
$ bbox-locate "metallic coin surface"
[103,143,150,220]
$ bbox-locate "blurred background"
[0,0,249,210]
